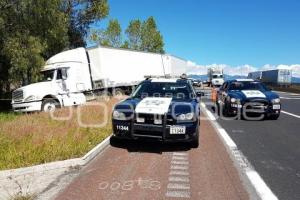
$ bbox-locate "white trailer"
[11,46,187,112]
[248,71,262,80]
[207,67,224,87]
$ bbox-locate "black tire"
[190,138,199,148]
[268,114,280,120]
[41,99,60,112]
[113,88,124,96]
[190,125,199,148]
[96,90,112,101]
[221,104,228,117]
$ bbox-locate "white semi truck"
[11,46,187,112]
[207,66,224,87]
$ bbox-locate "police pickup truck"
[217,79,281,120]
[112,77,202,148]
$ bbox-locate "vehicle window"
[213,75,223,78]
[220,82,226,90]
[229,82,270,91]
[40,70,55,81]
[57,69,62,80]
[132,82,194,99]
[56,68,68,80]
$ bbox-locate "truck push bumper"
[12,101,42,112]
[112,118,198,143]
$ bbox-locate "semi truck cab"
[12,48,90,112]
[211,74,224,87]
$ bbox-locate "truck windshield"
[229,82,270,91]
[213,75,223,78]
[132,82,194,99]
[40,70,55,81]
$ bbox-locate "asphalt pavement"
[200,88,300,200]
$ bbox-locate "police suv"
[217,79,281,120]
[112,77,202,148]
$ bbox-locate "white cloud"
[187,63,300,78]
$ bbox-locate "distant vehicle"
[262,69,292,85]
[11,46,187,112]
[217,79,281,120]
[248,69,292,85]
[207,67,224,87]
[248,71,262,81]
[112,76,202,148]
[192,79,202,87]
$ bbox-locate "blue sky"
[90,0,300,75]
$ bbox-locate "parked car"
[112,76,202,147]
[216,79,281,120]
[192,79,202,87]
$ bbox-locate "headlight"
[25,95,36,102]
[272,98,280,104]
[113,110,127,120]
[230,98,241,104]
[177,112,194,121]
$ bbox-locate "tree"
[140,17,164,53]
[123,17,164,53]
[62,0,109,47]
[3,34,45,86]
[0,0,69,88]
[90,19,122,48]
[125,19,142,50]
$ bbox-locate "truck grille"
[244,99,269,111]
[12,90,23,102]
[135,113,162,124]
[135,113,175,125]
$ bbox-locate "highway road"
[55,118,247,200]
[53,89,300,200]
[201,89,300,200]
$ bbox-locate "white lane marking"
[206,109,216,121]
[280,97,300,100]
[200,102,278,200]
[166,152,191,198]
[171,160,189,165]
[200,102,206,108]
[281,110,300,119]
[167,183,190,190]
[169,176,190,182]
[247,171,278,200]
[201,101,217,121]
[218,128,237,148]
[169,170,189,176]
[171,165,189,170]
[172,156,188,161]
[166,190,190,198]
[173,152,188,156]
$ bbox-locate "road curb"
[200,102,278,200]
[0,134,112,199]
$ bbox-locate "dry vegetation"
[270,84,300,94]
[0,97,122,170]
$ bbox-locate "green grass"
[0,112,19,122]
[0,98,120,170]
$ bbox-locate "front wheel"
[190,138,199,148]
[41,99,60,112]
[267,114,280,120]
[190,126,199,148]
